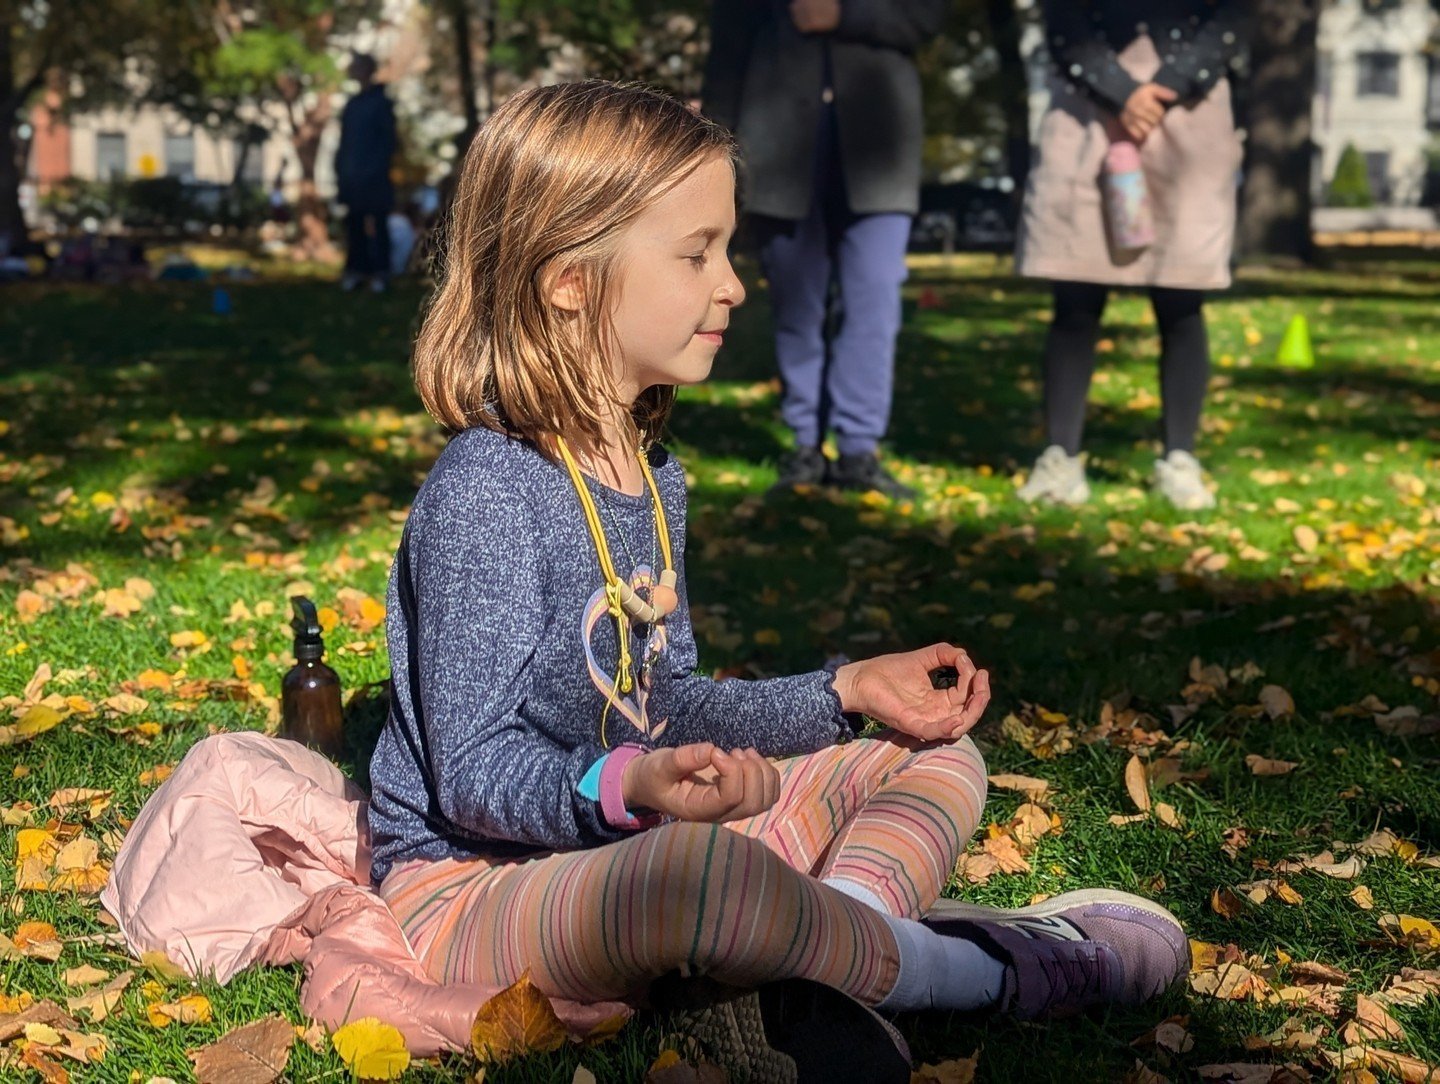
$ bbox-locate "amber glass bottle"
[280,596,344,759]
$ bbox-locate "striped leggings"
[380,734,987,1006]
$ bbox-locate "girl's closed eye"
[686,252,708,268]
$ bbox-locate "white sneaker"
[1018,445,1090,505]
[340,273,362,292]
[1154,449,1216,510]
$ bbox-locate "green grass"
[1,253,1437,1082]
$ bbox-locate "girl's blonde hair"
[413,80,738,450]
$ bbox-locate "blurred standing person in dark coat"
[704,0,946,499]
[1015,0,1247,510]
[335,54,397,293]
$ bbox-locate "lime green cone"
[1276,314,1315,370]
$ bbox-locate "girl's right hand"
[621,743,779,823]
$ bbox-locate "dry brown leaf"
[1191,962,1271,1001]
[953,851,999,885]
[1222,827,1251,859]
[1125,754,1151,812]
[1197,1064,1311,1083]
[0,1000,80,1043]
[1275,852,1365,880]
[987,773,1050,800]
[981,833,1031,875]
[63,970,131,1023]
[1349,885,1376,911]
[1288,961,1347,986]
[471,971,566,1064]
[1336,1069,1379,1084]
[1131,1016,1195,1054]
[1009,803,1054,849]
[61,965,108,988]
[1349,829,1400,856]
[1293,525,1319,553]
[1244,1018,1326,1054]
[1365,1049,1440,1084]
[46,789,112,821]
[1258,685,1296,720]
[20,1046,70,1084]
[189,1015,294,1084]
[1246,754,1298,776]
[1342,993,1405,1044]
[1374,967,1440,1008]
[1211,888,1246,919]
[1124,1062,1173,1084]
[1154,802,1184,829]
[912,1053,979,1084]
[573,1068,598,1084]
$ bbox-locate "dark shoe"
[924,889,1190,1020]
[768,447,829,496]
[660,975,911,1084]
[829,452,917,501]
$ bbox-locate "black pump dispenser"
[291,596,325,662]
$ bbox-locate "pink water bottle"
[1102,140,1155,251]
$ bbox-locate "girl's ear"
[546,265,586,312]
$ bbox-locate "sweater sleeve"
[831,0,947,54]
[409,468,621,852]
[1040,0,1140,113]
[1151,0,1248,103]
[662,565,857,758]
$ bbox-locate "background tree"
[199,1,376,261]
[1237,0,1321,263]
[1,0,159,247]
[915,0,1032,190]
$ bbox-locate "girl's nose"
[718,264,746,308]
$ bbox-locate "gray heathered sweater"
[367,426,851,882]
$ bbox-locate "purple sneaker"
[923,889,1190,1020]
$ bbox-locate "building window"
[96,132,127,179]
[164,131,196,181]
[1356,52,1400,97]
[1363,151,1391,204]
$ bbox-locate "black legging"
[1041,281,1210,455]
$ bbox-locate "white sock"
[873,913,1008,1013]
[821,877,893,915]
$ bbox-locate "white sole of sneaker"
[924,887,1183,933]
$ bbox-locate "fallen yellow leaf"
[1379,914,1440,952]
[332,1017,411,1080]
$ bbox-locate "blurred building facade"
[1313,0,1440,210]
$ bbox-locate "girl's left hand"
[832,643,991,743]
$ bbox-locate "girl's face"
[605,155,745,397]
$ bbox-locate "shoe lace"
[1036,942,1111,1008]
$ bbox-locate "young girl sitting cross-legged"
[368,80,1189,1030]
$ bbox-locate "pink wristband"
[599,744,662,830]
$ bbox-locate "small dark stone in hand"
[930,666,959,690]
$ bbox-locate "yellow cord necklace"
[556,436,678,747]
